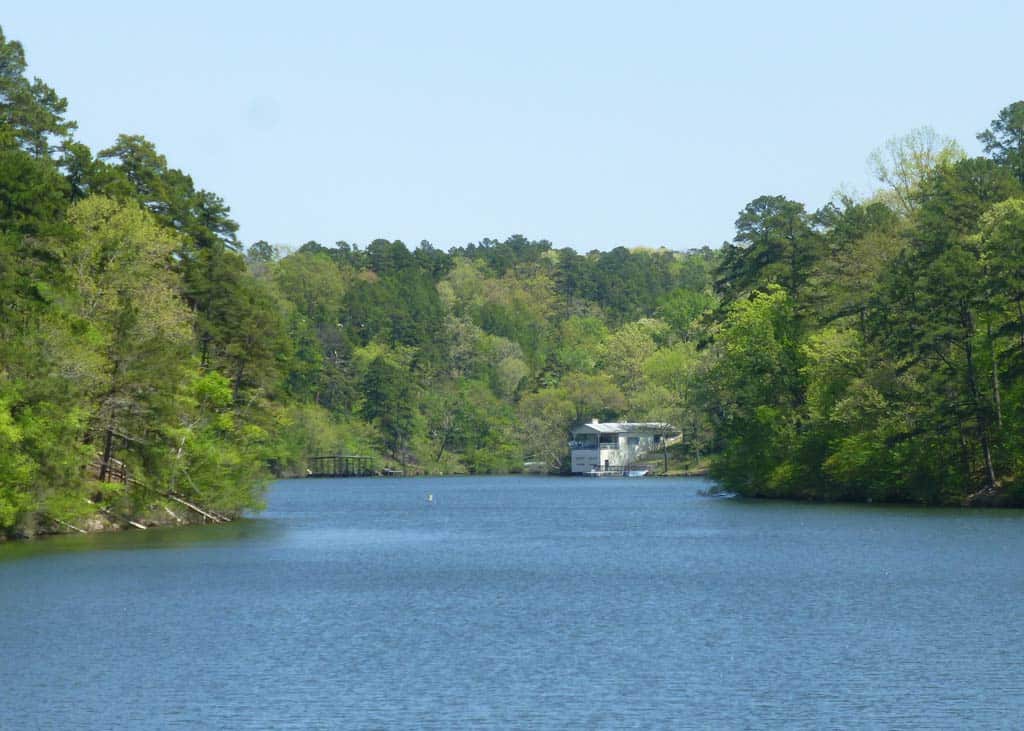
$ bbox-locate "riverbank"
[2,494,242,542]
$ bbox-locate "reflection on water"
[0,518,279,563]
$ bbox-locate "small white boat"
[585,466,650,478]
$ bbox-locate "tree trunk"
[232,360,245,403]
[953,404,971,484]
[962,311,997,492]
[98,426,115,482]
[989,321,1003,428]
[1017,296,1024,355]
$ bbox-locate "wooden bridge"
[307,455,376,477]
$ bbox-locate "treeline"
[0,27,292,535]
[246,234,717,479]
[0,28,721,536]
[705,110,1024,505]
[2,24,1023,539]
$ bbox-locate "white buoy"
[426,493,434,504]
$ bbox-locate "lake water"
[2,475,1024,729]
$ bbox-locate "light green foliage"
[558,373,627,424]
[598,318,668,398]
[800,328,863,422]
[516,389,576,472]
[267,404,379,476]
[711,286,799,409]
[5,30,1024,531]
[441,256,555,370]
[820,380,894,494]
[67,196,191,344]
[0,396,33,529]
[641,342,713,462]
[271,251,349,326]
[980,197,1024,312]
[423,379,520,473]
[159,371,268,512]
[443,316,487,377]
[643,342,697,397]
[554,316,608,374]
[66,196,196,495]
[868,126,966,215]
[656,288,717,340]
[493,350,530,399]
[705,286,805,493]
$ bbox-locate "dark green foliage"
[6,20,1024,536]
[451,234,552,276]
[703,141,1024,504]
[977,101,1024,184]
[246,240,276,264]
[0,28,76,158]
[715,195,822,310]
[339,241,446,363]
[360,356,418,461]
[0,27,283,536]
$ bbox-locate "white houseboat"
[569,420,680,476]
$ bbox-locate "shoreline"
[6,469,1020,543]
[2,498,240,543]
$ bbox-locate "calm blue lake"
[2,475,1023,729]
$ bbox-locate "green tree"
[272,250,348,326]
[705,286,803,494]
[868,126,965,215]
[871,158,1021,496]
[0,26,77,158]
[552,316,609,374]
[980,198,1024,356]
[516,388,576,472]
[715,195,821,309]
[361,354,419,462]
[978,101,1024,183]
[559,373,627,425]
[598,318,667,399]
[66,196,194,488]
[642,342,713,465]
[656,288,717,340]
[805,199,902,328]
[0,146,71,320]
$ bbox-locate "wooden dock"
[307,455,376,477]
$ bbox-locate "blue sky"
[5,2,1022,252]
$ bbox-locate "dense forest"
[2,27,1024,537]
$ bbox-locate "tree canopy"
[2,24,1024,539]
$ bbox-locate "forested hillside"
[706,114,1024,506]
[2,25,1023,537]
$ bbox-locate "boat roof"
[572,421,676,435]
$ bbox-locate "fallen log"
[163,492,230,523]
[50,516,87,534]
[85,498,148,530]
